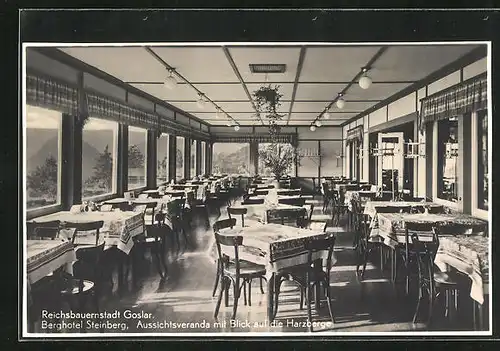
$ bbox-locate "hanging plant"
[253,85,286,125]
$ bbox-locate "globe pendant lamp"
[315,120,322,127]
[197,94,206,109]
[358,68,372,89]
[336,95,345,109]
[323,110,331,119]
[310,125,316,132]
[164,70,177,90]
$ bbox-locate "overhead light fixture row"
[358,67,372,90]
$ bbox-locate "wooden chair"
[213,219,266,320]
[241,198,265,205]
[167,198,189,253]
[227,207,248,228]
[27,220,61,239]
[272,233,336,332]
[64,221,104,246]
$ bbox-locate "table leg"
[267,273,275,322]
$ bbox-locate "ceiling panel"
[300,46,382,82]
[169,101,218,113]
[369,45,480,81]
[60,47,166,82]
[289,112,356,120]
[229,47,301,83]
[150,47,239,83]
[346,83,412,100]
[294,83,345,100]
[291,102,330,113]
[193,84,249,100]
[130,83,199,101]
[215,101,255,112]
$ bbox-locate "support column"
[196,140,202,176]
[168,135,176,182]
[117,124,128,195]
[146,130,156,189]
[61,113,75,209]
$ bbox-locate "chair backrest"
[170,192,185,199]
[427,205,445,214]
[278,197,306,207]
[213,218,237,232]
[27,220,61,239]
[359,192,377,203]
[376,205,411,214]
[137,193,149,199]
[241,198,265,205]
[360,184,372,191]
[267,207,307,227]
[132,201,158,224]
[305,233,336,272]
[255,189,269,196]
[227,207,248,227]
[64,220,104,246]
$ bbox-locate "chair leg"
[361,247,371,279]
[248,280,252,306]
[259,277,265,294]
[243,281,247,306]
[299,287,304,310]
[224,277,230,307]
[212,260,220,297]
[324,279,335,325]
[214,277,226,319]
[231,278,240,320]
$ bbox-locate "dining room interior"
[23,42,490,335]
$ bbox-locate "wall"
[341,55,488,217]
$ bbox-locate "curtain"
[419,73,487,130]
[26,73,79,115]
[346,125,363,142]
[213,134,298,146]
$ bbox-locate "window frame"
[127,125,148,191]
[81,117,119,201]
[176,136,185,181]
[25,105,63,218]
[432,118,461,211]
[212,142,251,175]
[471,109,489,220]
[156,133,170,187]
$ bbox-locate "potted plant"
[258,143,295,188]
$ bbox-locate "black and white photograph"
[20,9,493,339]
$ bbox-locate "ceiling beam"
[222,46,264,125]
[340,45,487,127]
[311,46,389,126]
[163,99,381,103]
[127,80,416,85]
[286,46,307,125]
[143,46,241,126]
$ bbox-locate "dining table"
[241,202,312,224]
[29,210,145,254]
[208,221,336,321]
[26,239,76,285]
[364,200,444,218]
[373,212,489,305]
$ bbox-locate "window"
[477,110,488,210]
[258,143,296,177]
[176,136,185,181]
[437,116,459,202]
[212,143,250,175]
[128,126,147,189]
[200,141,206,176]
[157,133,169,186]
[26,105,62,210]
[82,118,118,199]
[190,140,197,178]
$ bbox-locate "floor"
[41,195,480,334]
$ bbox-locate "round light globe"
[359,75,372,89]
[336,98,346,109]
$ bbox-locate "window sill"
[472,207,489,221]
[82,192,119,203]
[433,196,461,211]
[26,203,63,221]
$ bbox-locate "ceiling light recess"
[249,64,287,74]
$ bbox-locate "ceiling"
[58,44,480,127]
